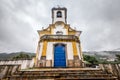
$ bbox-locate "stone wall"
[99,64,120,79]
[0,59,34,69]
[0,65,20,79]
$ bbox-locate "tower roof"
[52,7,67,11]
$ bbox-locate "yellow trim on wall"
[40,31,50,34]
[66,27,68,35]
[42,41,48,56]
[39,31,51,37]
[51,27,53,34]
[72,41,78,56]
[68,31,76,35]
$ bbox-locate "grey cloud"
[65,0,120,51]
[0,0,120,53]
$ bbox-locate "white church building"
[35,7,84,68]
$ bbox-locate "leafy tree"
[12,52,30,60]
[83,54,98,64]
[116,54,120,61]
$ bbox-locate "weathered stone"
[74,56,79,60]
[99,64,120,79]
[46,60,52,67]
[74,56,81,67]
[74,60,81,67]
[68,60,74,67]
[39,56,46,67]
[39,61,45,67]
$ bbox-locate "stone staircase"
[0,65,117,80]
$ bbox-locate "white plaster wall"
[53,10,66,23]
[46,42,53,60]
[38,42,43,60]
[46,42,74,61]
[67,43,74,60]
[53,27,67,35]
[21,60,29,69]
[76,43,81,60]
[29,58,35,68]
[75,32,81,37]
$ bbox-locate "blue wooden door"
[54,44,66,67]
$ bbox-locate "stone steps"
[12,74,113,77]
[0,65,117,80]
[8,68,117,80]
[14,71,106,75]
[9,75,116,80]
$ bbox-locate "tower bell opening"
[57,11,62,17]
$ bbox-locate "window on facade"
[57,11,62,17]
[56,31,63,35]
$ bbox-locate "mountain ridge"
[0,51,120,60]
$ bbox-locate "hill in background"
[0,51,120,61]
[0,52,35,60]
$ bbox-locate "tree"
[12,53,30,60]
[83,54,98,64]
[116,54,120,61]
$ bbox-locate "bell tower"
[52,7,67,24]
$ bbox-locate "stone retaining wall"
[99,64,120,79]
[0,59,34,69]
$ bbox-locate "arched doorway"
[54,44,66,67]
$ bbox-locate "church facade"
[35,7,84,68]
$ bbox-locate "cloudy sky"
[0,0,120,53]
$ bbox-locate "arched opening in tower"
[57,11,62,17]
